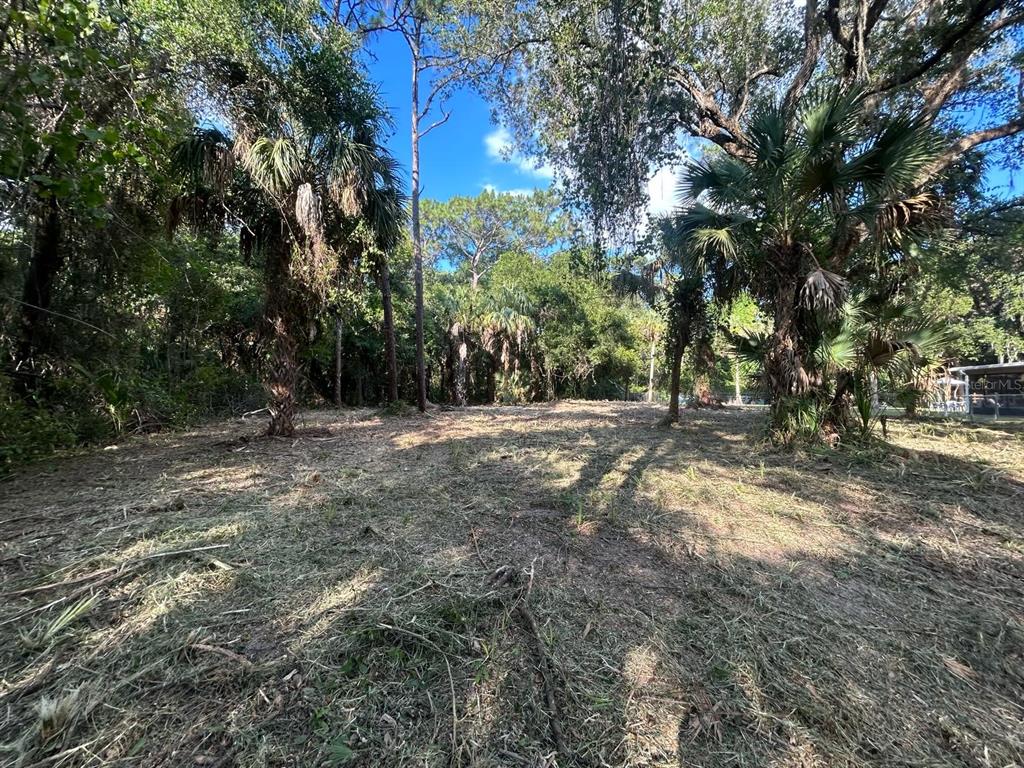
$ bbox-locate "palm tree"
[433,284,480,405]
[481,286,535,402]
[673,89,943,435]
[171,41,406,436]
[736,295,947,440]
[659,215,737,421]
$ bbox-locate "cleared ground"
[1,402,1022,768]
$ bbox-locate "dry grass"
[1,401,1022,768]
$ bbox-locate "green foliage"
[422,188,569,285]
[4,0,1022,461]
[419,230,653,404]
[768,396,829,447]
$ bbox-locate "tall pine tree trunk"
[452,326,468,406]
[410,31,427,412]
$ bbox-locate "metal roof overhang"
[949,362,1024,376]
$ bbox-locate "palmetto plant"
[481,285,535,378]
[170,37,406,435]
[735,295,948,438]
[673,88,944,435]
[434,284,481,405]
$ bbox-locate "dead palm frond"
[170,127,234,192]
[800,267,847,315]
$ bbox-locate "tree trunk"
[666,332,684,422]
[266,310,298,436]
[733,353,742,404]
[265,236,298,437]
[18,197,64,367]
[646,336,656,402]
[410,32,427,412]
[377,258,399,403]
[692,336,717,408]
[763,278,808,402]
[334,316,344,408]
[452,328,468,406]
[823,369,855,433]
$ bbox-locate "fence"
[926,392,1024,420]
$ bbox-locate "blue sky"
[360,33,556,203]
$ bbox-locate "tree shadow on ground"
[0,402,1021,767]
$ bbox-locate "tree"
[722,292,768,404]
[466,0,1023,236]
[662,274,704,422]
[673,91,945,436]
[421,188,566,289]
[340,0,550,409]
[2,0,190,372]
[339,0,469,411]
[167,7,405,435]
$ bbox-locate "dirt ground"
[1,401,1022,768]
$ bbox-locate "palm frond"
[681,157,751,208]
[797,87,862,158]
[800,267,847,315]
[871,192,947,247]
[294,182,323,245]
[840,116,940,198]
[240,136,303,197]
[170,127,234,191]
[812,327,859,371]
[729,327,770,367]
[748,106,789,167]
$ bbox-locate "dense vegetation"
[2,0,1023,463]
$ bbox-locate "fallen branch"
[190,643,254,668]
[515,601,569,761]
[0,543,233,627]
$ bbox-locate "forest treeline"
[2,0,1023,463]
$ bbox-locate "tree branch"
[670,70,748,156]
[784,0,822,113]
[870,0,1007,94]
[735,65,780,120]
[823,0,854,54]
[929,115,1024,175]
[419,109,452,138]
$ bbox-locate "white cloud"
[484,127,555,180]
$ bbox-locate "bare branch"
[735,65,780,120]
[420,109,452,138]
